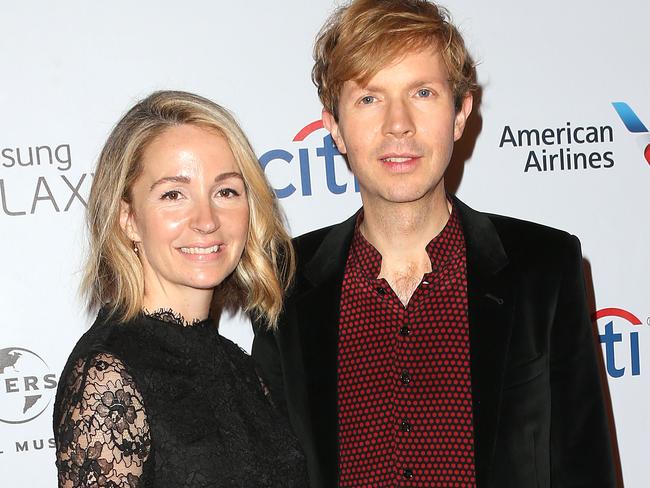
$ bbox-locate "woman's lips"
[177,243,224,261]
[180,244,220,255]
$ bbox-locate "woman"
[53,91,308,487]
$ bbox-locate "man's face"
[323,47,472,207]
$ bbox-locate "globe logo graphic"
[0,347,58,424]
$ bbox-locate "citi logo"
[258,120,359,198]
[596,307,645,378]
[611,102,650,165]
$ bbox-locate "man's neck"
[360,190,451,306]
[360,191,451,259]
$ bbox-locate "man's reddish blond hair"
[312,0,477,118]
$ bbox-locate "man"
[253,1,615,487]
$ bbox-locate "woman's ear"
[119,200,141,242]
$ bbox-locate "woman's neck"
[142,289,212,326]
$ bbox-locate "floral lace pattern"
[55,353,151,487]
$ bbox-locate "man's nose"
[383,98,416,139]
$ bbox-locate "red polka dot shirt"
[337,204,477,487]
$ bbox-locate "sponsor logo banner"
[595,308,647,378]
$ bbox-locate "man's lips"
[379,154,421,170]
[380,153,421,161]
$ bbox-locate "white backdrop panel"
[1,1,647,486]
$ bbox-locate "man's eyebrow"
[408,78,446,88]
[358,78,447,93]
[150,175,191,191]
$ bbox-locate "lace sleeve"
[54,353,151,487]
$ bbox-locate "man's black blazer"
[252,196,615,488]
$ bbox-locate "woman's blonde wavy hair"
[82,90,294,328]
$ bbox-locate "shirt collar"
[347,199,466,280]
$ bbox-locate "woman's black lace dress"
[53,310,308,487]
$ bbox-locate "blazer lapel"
[455,197,515,487]
[294,212,357,485]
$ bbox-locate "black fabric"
[54,310,308,487]
[252,196,616,488]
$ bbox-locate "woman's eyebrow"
[149,175,191,191]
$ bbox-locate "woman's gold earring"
[133,241,139,254]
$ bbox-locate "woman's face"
[120,124,249,305]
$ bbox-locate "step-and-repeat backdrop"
[1,1,648,486]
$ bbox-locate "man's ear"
[322,109,347,154]
[119,200,141,242]
[453,93,474,141]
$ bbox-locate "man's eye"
[417,89,432,97]
[360,95,375,105]
[161,190,181,200]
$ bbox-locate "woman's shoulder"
[53,312,136,422]
[59,312,120,372]
[67,310,160,368]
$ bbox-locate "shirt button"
[399,326,410,337]
[403,468,414,479]
[375,287,386,296]
[400,370,411,385]
[400,419,412,432]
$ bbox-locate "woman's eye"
[360,95,375,105]
[217,188,240,198]
[417,88,432,97]
[161,190,181,200]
